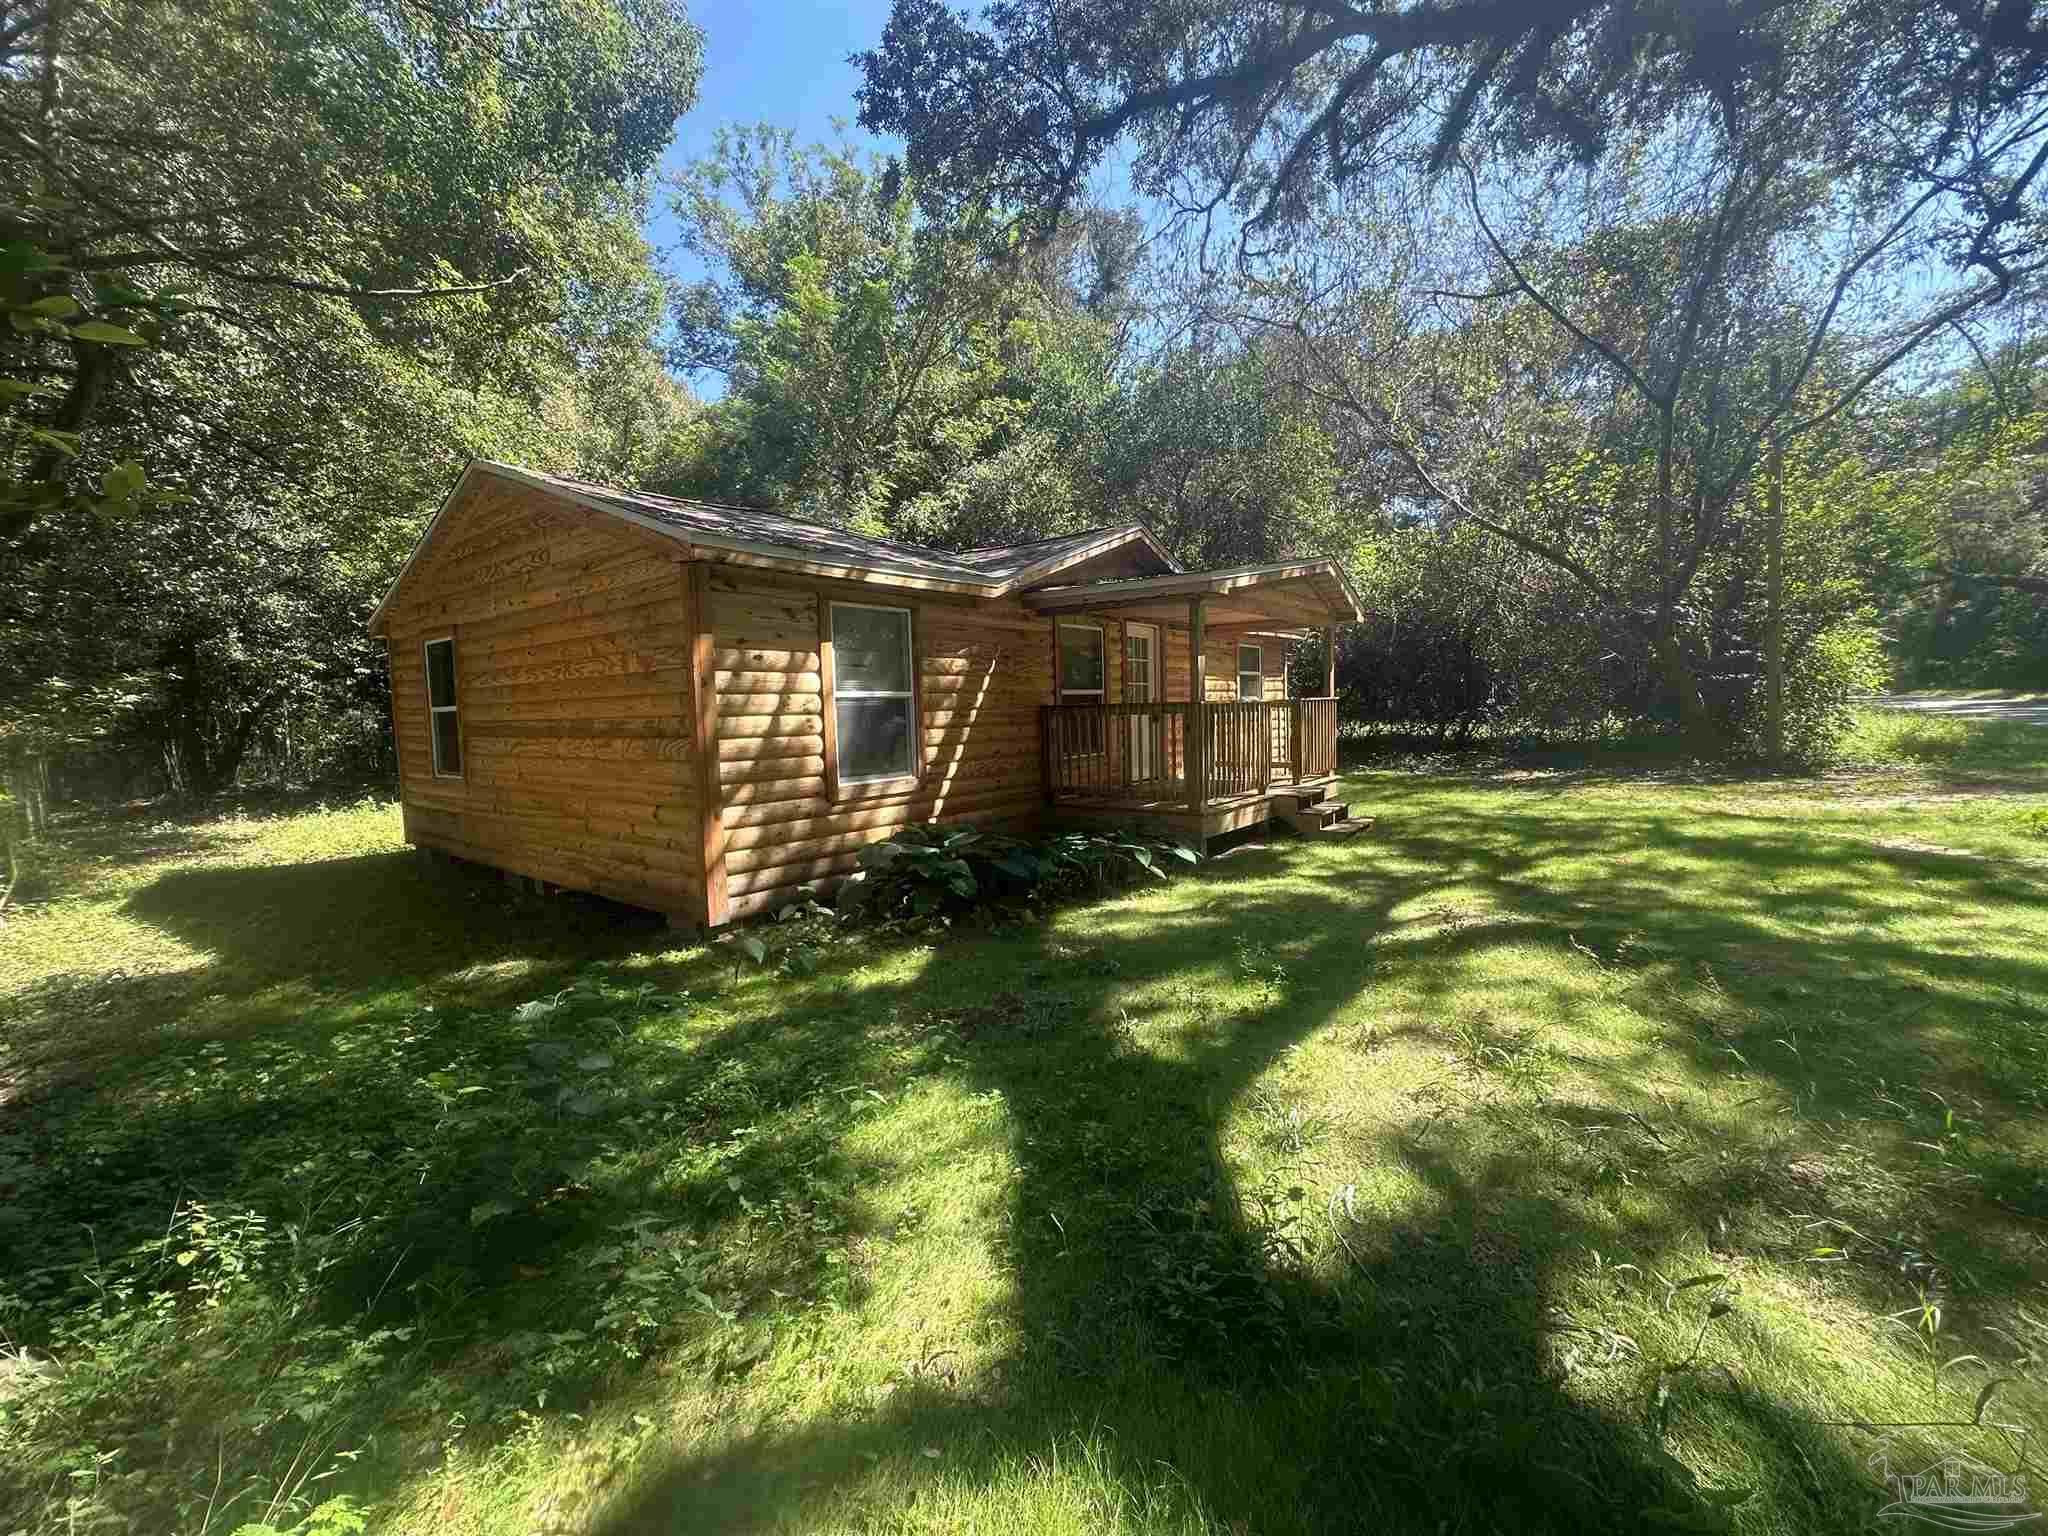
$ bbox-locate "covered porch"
[1026,559,1362,840]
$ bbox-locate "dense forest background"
[6,0,2048,813]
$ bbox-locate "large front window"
[831,603,916,784]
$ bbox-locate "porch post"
[1186,596,1207,812]
[1323,624,1337,698]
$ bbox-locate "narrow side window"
[424,636,462,777]
[1237,642,1263,701]
[1057,622,1107,753]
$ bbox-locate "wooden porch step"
[1297,810,1376,840]
[1281,800,1347,834]
[1290,784,1330,810]
[1281,802,1377,840]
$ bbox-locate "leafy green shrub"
[1778,619,1890,764]
[834,824,1200,926]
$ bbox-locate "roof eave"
[690,543,1002,596]
[488,462,1038,596]
[1019,558,1365,622]
[366,461,1253,637]
[996,523,1180,590]
[366,463,1018,629]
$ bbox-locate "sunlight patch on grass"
[8,756,2048,1534]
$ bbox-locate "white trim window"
[830,602,917,784]
[423,636,462,777]
[1057,621,1107,754]
[1058,622,1105,703]
[1122,623,1155,703]
[1237,642,1264,702]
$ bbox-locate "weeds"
[1446,1012,1560,1097]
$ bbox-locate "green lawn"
[4,712,2048,1534]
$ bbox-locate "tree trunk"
[1764,364,1785,762]
[1650,625,1721,756]
[209,710,258,795]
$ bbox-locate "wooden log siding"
[710,569,1049,919]
[385,486,1343,923]
[383,480,703,918]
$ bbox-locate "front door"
[1124,623,1161,784]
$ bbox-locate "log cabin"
[367,461,1363,927]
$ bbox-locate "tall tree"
[857,0,2048,289]
[0,0,703,521]
[660,129,1117,539]
[1101,336,1349,567]
[0,0,703,787]
[861,0,2045,751]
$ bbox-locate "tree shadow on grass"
[3,850,667,1102]
[119,848,671,989]
[12,777,2048,1533]
[584,800,2041,1533]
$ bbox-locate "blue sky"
[645,1,902,397]
[648,1,896,256]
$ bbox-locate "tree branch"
[1944,568,2048,595]
[1460,158,1665,409]
[201,266,535,301]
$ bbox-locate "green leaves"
[98,461,146,501]
[838,824,1202,928]
[3,291,147,346]
[67,319,148,347]
[23,428,80,458]
[659,130,1078,537]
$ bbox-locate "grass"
[1835,707,2048,793]
[2,708,2047,1534]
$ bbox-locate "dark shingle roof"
[512,466,1174,586]
[367,462,1180,632]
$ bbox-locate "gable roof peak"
[366,460,1178,631]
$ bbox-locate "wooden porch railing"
[1203,701,1271,799]
[1294,697,1337,780]
[1042,698,1338,809]
[1042,702,1192,800]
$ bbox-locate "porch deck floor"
[1049,773,1332,813]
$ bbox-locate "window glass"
[836,696,914,781]
[424,637,461,776]
[832,604,916,783]
[426,638,457,709]
[1237,643,1263,701]
[833,605,911,695]
[1059,625,1104,694]
[431,711,462,776]
[1124,627,1153,701]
